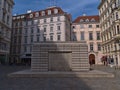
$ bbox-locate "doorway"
[89,54,95,65]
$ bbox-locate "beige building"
[10,6,71,64]
[0,0,14,64]
[72,15,103,65]
[98,0,120,67]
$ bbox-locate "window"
[31,27,34,34]
[89,32,93,40]
[37,27,40,33]
[54,9,58,14]
[44,27,46,32]
[72,26,75,29]
[88,25,92,28]
[24,46,27,52]
[90,43,94,51]
[9,5,13,11]
[2,13,5,22]
[81,32,84,40]
[80,19,84,22]
[24,36,27,43]
[25,21,28,26]
[50,27,53,32]
[57,26,60,30]
[50,17,53,22]
[43,36,46,41]
[31,35,34,43]
[97,32,100,40]
[117,25,120,34]
[80,25,84,29]
[116,12,119,20]
[50,36,53,41]
[30,46,32,52]
[37,35,40,42]
[41,11,45,16]
[48,10,51,15]
[44,18,46,23]
[30,14,33,18]
[31,20,34,25]
[35,12,39,17]
[7,15,9,24]
[57,35,61,41]
[57,17,60,21]
[4,0,6,8]
[96,25,99,28]
[98,43,101,51]
[25,28,28,35]
[85,19,89,22]
[91,18,95,22]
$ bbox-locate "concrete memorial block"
[31,41,90,72]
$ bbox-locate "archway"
[89,54,95,65]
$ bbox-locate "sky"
[13,0,100,20]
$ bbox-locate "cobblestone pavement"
[0,65,120,90]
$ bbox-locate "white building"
[98,0,120,67]
[72,15,103,65]
[11,6,71,64]
[0,0,14,64]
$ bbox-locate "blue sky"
[13,0,100,20]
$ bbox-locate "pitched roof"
[73,15,99,23]
[13,6,66,20]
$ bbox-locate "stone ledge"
[8,70,114,78]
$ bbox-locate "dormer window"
[86,19,89,22]
[35,12,39,17]
[80,19,84,22]
[54,9,58,14]
[41,11,45,16]
[30,14,33,18]
[91,18,95,22]
[48,10,51,15]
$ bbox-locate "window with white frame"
[57,26,60,30]
[35,12,39,17]
[80,32,85,40]
[48,10,51,15]
[41,11,45,16]
[54,9,58,14]
[90,43,94,51]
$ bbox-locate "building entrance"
[89,54,95,65]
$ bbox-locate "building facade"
[98,0,120,67]
[10,6,71,64]
[0,0,14,64]
[72,15,103,65]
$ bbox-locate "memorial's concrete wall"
[31,42,90,72]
